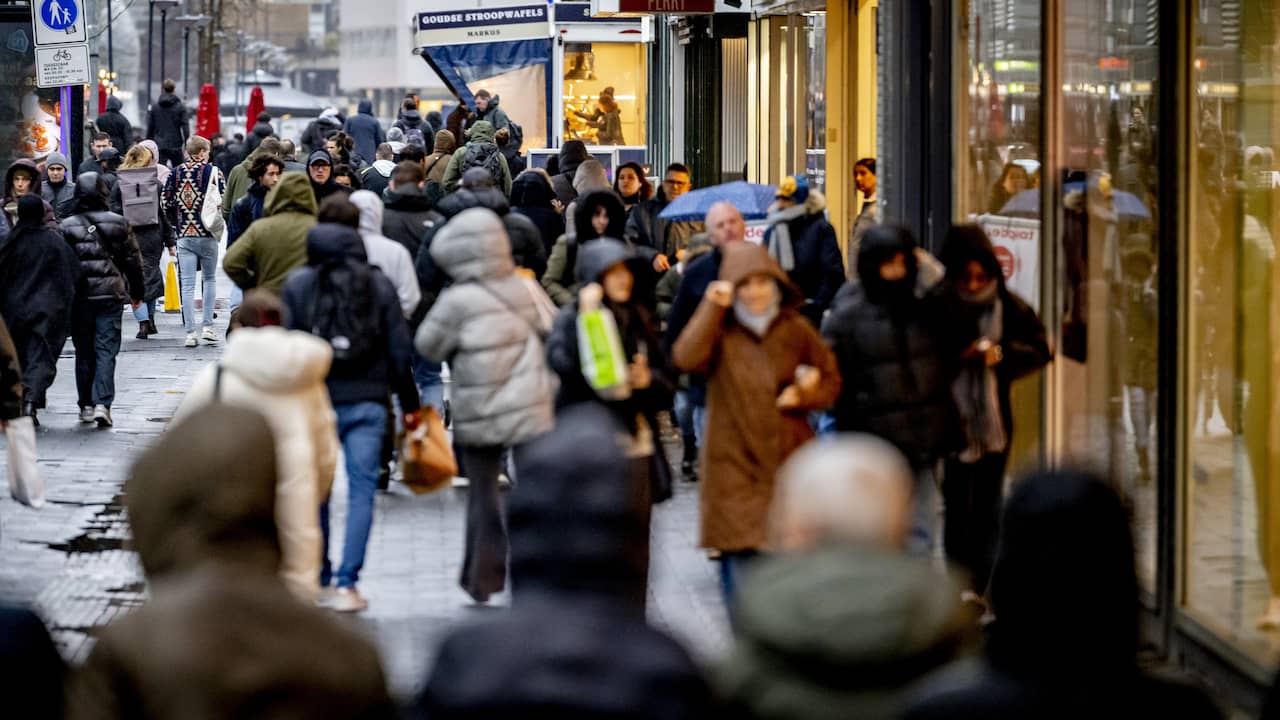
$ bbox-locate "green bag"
[577,306,631,401]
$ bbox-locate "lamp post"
[145,0,179,110]
[174,15,212,96]
[106,0,113,81]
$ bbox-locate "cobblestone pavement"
[0,283,730,701]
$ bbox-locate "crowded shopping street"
[3,0,1280,717]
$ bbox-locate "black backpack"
[307,258,381,375]
[460,142,504,186]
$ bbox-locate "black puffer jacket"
[147,92,188,151]
[510,172,564,255]
[61,174,145,305]
[821,225,957,469]
[96,95,133,152]
[243,113,274,156]
[381,185,435,258]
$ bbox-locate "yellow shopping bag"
[163,260,181,312]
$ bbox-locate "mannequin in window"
[574,87,625,146]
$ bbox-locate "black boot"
[22,401,38,428]
[145,319,159,336]
[681,434,698,481]
[136,324,150,339]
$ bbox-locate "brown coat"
[673,243,841,551]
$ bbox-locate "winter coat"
[0,606,65,717]
[550,140,592,206]
[417,404,714,719]
[510,171,563,255]
[96,96,133,152]
[3,159,59,232]
[223,172,317,294]
[541,190,628,306]
[625,193,703,266]
[415,208,555,447]
[281,223,419,411]
[307,150,347,205]
[381,184,435,258]
[501,146,527,177]
[146,92,189,151]
[441,121,512,196]
[67,405,395,720]
[672,243,841,551]
[244,113,274,156]
[474,95,512,133]
[663,247,725,408]
[350,190,422,318]
[227,182,269,247]
[393,109,427,138]
[762,190,845,325]
[718,545,970,720]
[302,112,342,155]
[41,153,76,219]
[222,147,268,221]
[359,160,394,198]
[0,315,22,420]
[62,176,145,305]
[344,99,385,163]
[424,130,457,185]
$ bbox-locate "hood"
[428,207,514,281]
[105,95,123,112]
[138,140,161,164]
[264,172,318,217]
[466,120,496,144]
[358,99,374,116]
[318,114,342,129]
[558,140,591,179]
[12,195,47,234]
[573,159,610,195]
[432,129,456,154]
[722,545,966,707]
[370,159,396,177]
[349,190,385,236]
[127,405,280,580]
[384,184,433,211]
[573,190,626,241]
[157,93,181,108]
[44,152,69,173]
[436,186,509,219]
[939,223,1001,286]
[306,223,368,266]
[307,149,333,168]
[5,158,39,197]
[856,224,920,304]
[71,172,109,212]
[510,404,648,608]
[399,109,422,127]
[510,171,555,208]
[257,112,271,124]
[575,238,646,286]
[719,242,802,308]
[221,326,332,393]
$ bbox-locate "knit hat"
[44,152,69,171]
[775,174,809,204]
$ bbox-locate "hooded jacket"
[821,225,959,469]
[243,112,274,156]
[146,91,189,150]
[343,99,385,163]
[307,149,345,204]
[3,159,58,232]
[393,107,425,136]
[68,405,394,720]
[510,171,563,255]
[96,95,133,152]
[382,182,435,258]
[542,189,627,306]
[474,94,512,133]
[359,158,395,198]
[415,208,555,446]
[62,174,145,305]
[762,190,846,325]
[40,152,76,219]
[673,243,841,551]
[418,404,713,719]
[441,120,512,196]
[551,140,592,205]
[174,328,339,601]
[223,172,318,294]
[349,190,422,317]
[424,129,457,185]
[718,545,969,720]
[302,109,342,155]
[281,223,419,410]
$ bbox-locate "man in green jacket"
[440,120,511,197]
[223,172,317,294]
[222,137,283,223]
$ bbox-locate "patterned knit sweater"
[162,161,224,238]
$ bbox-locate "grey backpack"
[116,167,161,226]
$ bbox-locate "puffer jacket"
[96,95,133,152]
[146,92,188,151]
[510,171,563,255]
[382,184,435,258]
[415,208,555,447]
[62,175,145,305]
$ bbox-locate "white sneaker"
[78,406,94,423]
[202,328,219,343]
[185,333,198,347]
[328,587,368,613]
[93,405,112,428]
[451,476,470,488]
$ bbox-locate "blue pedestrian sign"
[32,0,86,46]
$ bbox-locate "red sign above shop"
[616,0,716,13]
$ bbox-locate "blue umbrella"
[998,184,1151,221]
[658,181,778,222]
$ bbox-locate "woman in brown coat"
[673,242,841,609]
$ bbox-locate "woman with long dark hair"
[613,161,653,216]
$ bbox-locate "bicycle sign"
[35,42,89,88]
[32,0,86,45]
[52,47,71,61]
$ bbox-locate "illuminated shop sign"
[414,4,550,47]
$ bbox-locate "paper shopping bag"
[6,417,45,508]
[164,260,181,312]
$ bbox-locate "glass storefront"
[562,42,647,147]
[746,9,827,192]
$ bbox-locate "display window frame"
[551,18,652,152]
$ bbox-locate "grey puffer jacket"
[415,208,555,447]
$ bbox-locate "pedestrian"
[96,147,124,213]
[3,158,58,230]
[78,131,111,177]
[762,174,844,326]
[63,173,145,428]
[392,98,428,148]
[472,89,512,133]
[542,189,626,306]
[718,436,970,719]
[161,135,224,348]
[209,132,232,174]
[280,138,306,173]
[0,195,80,425]
[115,143,174,338]
[385,126,407,160]
[243,112,275,157]
[671,241,840,608]
[96,94,132,153]
[344,99,385,163]
[549,139,591,206]
[281,195,419,612]
[350,190,422,318]
[360,143,396,198]
[563,158,610,230]
[445,102,472,146]
[302,107,343,155]
[821,224,956,552]
[416,404,714,720]
[988,162,1029,215]
[173,291,340,603]
[510,169,564,257]
[494,126,526,177]
[546,239,674,604]
[326,131,359,169]
[0,604,66,720]
[307,149,344,204]
[223,171,318,295]
[905,471,1224,720]
[575,89,624,145]
[332,163,362,191]
[626,162,702,272]
[416,207,556,604]
[222,138,284,224]
[147,78,189,168]
[138,139,170,186]
[936,224,1049,601]
[227,152,284,248]
[425,109,444,139]
[40,151,75,220]
[656,234,712,322]
[614,160,653,216]
[381,161,434,259]
[68,405,395,719]
[441,120,511,196]
[849,157,878,270]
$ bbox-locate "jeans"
[907,463,941,555]
[71,302,123,408]
[719,550,760,619]
[673,391,696,438]
[229,285,243,313]
[413,354,445,415]
[693,403,708,448]
[320,401,386,589]
[178,237,218,333]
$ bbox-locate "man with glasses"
[626,162,705,272]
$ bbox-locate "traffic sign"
[35,42,90,88]
[33,0,86,46]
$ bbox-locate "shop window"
[805,12,827,193]
[563,42,647,147]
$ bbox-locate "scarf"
[766,203,808,272]
[733,293,781,338]
[952,282,1007,462]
